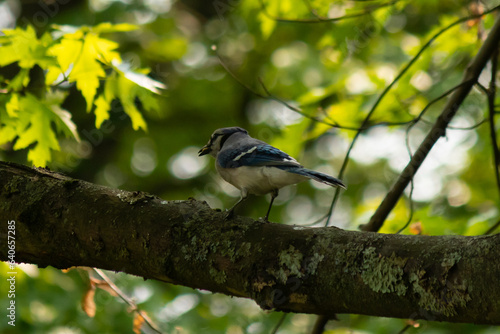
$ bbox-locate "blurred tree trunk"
[1,161,499,325]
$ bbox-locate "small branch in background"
[487,46,500,199]
[322,6,500,227]
[393,80,469,234]
[365,14,500,232]
[485,219,500,235]
[92,268,164,334]
[259,0,401,24]
[270,313,288,334]
[395,124,417,234]
[447,118,487,130]
[311,315,335,334]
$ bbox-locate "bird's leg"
[225,189,248,220]
[263,189,278,222]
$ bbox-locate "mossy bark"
[1,161,499,325]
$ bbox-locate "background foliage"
[1,0,499,333]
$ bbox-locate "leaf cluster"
[0,23,164,166]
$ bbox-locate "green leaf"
[94,95,110,129]
[0,25,57,69]
[46,91,81,142]
[45,36,82,84]
[100,72,147,131]
[112,60,166,94]
[258,11,276,39]
[7,68,30,91]
[92,22,138,33]
[47,28,122,111]
[136,86,161,114]
[5,93,20,117]
[0,98,20,145]
[116,75,148,131]
[145,37,188,61]
[1,93,79,166]
[11,95,60,166]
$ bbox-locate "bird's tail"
[282,167,347,189]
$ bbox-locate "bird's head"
[198,127,248,157]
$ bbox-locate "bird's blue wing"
[218,144,301,168]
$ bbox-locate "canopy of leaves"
[0,0,499,333]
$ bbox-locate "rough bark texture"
[0,161,499,325]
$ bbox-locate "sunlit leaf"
[463,221,490,236]
[5,93,20,118]
[0,116,18,146]
[92,22,138,33]
[48,28,122,111]
[258,11,276,39]
[325,98,365,128]
[8,68,30,91]
[10,95,60,166]
[0,93,82,166]
[146,37,188,61]
[94,96,111,129]
[112,60,166,94]
[0,25,56,69]
[52,106,81,142]
[46,91,81,142]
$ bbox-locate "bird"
[198,127,346,221]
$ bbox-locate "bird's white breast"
[216,164,307,195]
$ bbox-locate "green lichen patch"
[441,252,462,270]
[267,245,325,284]
[305,253,324,276]
[209,266,227,284]
[337,243,364,276]
[119,245,131,260]
[409,253,471,317]
[279,245,303,276]
[267,245,303,284]
[409,269,471,317]
[361,247,408,296]
[236,242,252,258]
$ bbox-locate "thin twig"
[311,315,333,334]
[270,313,287,334]
[484,219,500,235]
[93,268,164,334]
[397,324,412,334]
[447,118,487,130]
[215,56,481,133]
[259,0,401,24]
[396,125,417,234]
[393,81,476,233]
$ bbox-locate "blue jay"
[198,127,346,221]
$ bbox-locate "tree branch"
[487,46,500,199]
[365,14,500,232]
[0,161,499,325]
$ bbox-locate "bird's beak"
[198,145,211,156]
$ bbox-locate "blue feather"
[276,166,346,189]
[218,144,300,168]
